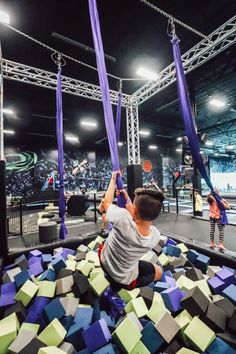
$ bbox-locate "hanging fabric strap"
[56,67,68,239]
[115,91,122,143]
[88,0,125,208]
[171,35,228,225]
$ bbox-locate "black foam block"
[202,302,226,332]
[75,252,87,262]
[56,268,73,280]
[185,267,204,281]
[214,297,236,319]
[139,287,154,309]
[80,288,96,306]
[72,273,90,297]
[228,310,236,336]
[163,339,182,354]
[18,338,45,354]
[4,302,26,324]
[163,265,174,273]
[180,286,209,317]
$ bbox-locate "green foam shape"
[15,279,39,306]
[65,292,75,298]
[184,316,215,351]
[158,253,170,266]
[79,304,92,308]
[90,273,109,296]
[76,260,94,277]
[118,288,140,303]
[87,240,96,250]
[38,347,67,354]
[90,269,104,281]
[176,275,194,291]
[94,235,104,244]
[67,254,76,261]
[38,281,56,298]
[19,322,40,335]
[130,297,148,318]
[147,301,169,323]
[113,316,141,353]
[86,251,99,264]
[176,348,199,354]
[66,260,76,271]
[195,279,212,300]
[77,244,88,252]
[177,243,189,253]
[175,309,193,346]
[130,340,150,354]
[38,318,67,346]
[0,313,19,354]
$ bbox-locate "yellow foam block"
[19,322,40,335]
[90,273,109,296]
[66,260,76,272]
[176,275,194,291]
[125,297,148,318]
[177,243,189,253]
[38,281,56,298]
[184,316,215,352]
[0,313,19,354]
[38,347,67,354]
[15,280,39,306]
[118,288,140,303]
[176,349,199,354]
[38,318,66,347]
[147,301,170,323]
[158,253,170,266]
[76,260,94,277]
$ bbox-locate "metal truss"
[131,15,236,106]
[2,59,131,107]
[126,102,140,165]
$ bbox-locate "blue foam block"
[147,281,155,290]
[195,254,210,271]
[223,284,236,305]
[162,246,167,254]
[25,296,50,323]
[82,318,111,353]
[100,311,116,329]
[154,281,169,293]
[29,249,42,258]
[161,271,173,282]
[66,323,86,351]
[42,254,52,266]
[141,322,165,354]
[43,297,65,322]
[51,256,67,273]
[208,276,226,294]
[28,256,41,265]
[165,238,177,247]
[93,343,117,354]
[40,269,56,281]
[74,307,94,329]
[0,282,16,307]
[217,268,235,285]
[76,350,89,354]
[186,249,199,263]
[14,269,31,288]
[174,268,186,273]
[207,337,236,354]
[61,315,74,331]
[166,245,181,257]
[61,248,76,260]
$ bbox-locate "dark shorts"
[98,243,157,290]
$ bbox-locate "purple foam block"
[29,260,43,276]
[28,256,42,266]
[217,268,235,286]
[25,296,50,323]
[82,318,111,353]
[161,286,183,312]
[0,282,16,307]
[29,250,42,258]
[60,248,76,260]
[165,276,176,288]
[208,276,226,294]
[165,238,177,247]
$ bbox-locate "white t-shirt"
[100,204,160,285]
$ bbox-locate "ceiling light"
[65,135,79,143]
[209,97,226,108]
[227,145,235,150]
[80,120,97,128]
[0,10,10,24]
[214,152,219,157]
[176,148,182,152]
[148,145,157,150]
[3,108,14,115]
[177,137,182,142]
[3,129,15,135]
[136,68,158,81]
[139,130,150,136]
[118,142,123,146]
[205,140,213,146]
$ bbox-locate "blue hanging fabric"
[56,67,68,239]
[88,0,125,208]
[115,91,122,143]
[172,35,228,225]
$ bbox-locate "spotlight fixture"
[65,135,79,143]
[148,145,157,150]
[177,137,182,142]
[118,142,123,146]
[214,152,219,157]
[209,97,226,108]
[80,120,97,128]
[136,68,158,81]
[205,140,213,146]
[176,148,182,152]
[227,145,235,150]
[0,10,10,24]
[3,129,15,135]
[3,108,14,115]
[139,130,150,136]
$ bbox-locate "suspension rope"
[4,24,120,80]
[140,0,208,40]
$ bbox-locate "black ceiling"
[1,0,236,155]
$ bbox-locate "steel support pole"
[126,103,140,165]
[0,41,8,257]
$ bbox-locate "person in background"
[207,189,230,250]
[194,190,203,217]
[98,171,164,290]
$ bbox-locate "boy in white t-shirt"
[98,171,163,290]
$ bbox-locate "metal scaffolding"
[2,15,236,164]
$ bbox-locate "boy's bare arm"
[102,171,119,212]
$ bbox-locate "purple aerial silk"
[115,91,122,142]
[56,67,68,239]
[172,36,228,225]
[88,0,125,208]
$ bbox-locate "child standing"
[207,192,230,250]
[98,171,163,290]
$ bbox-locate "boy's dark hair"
[207,194,214,205]
[134,187,165,221]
